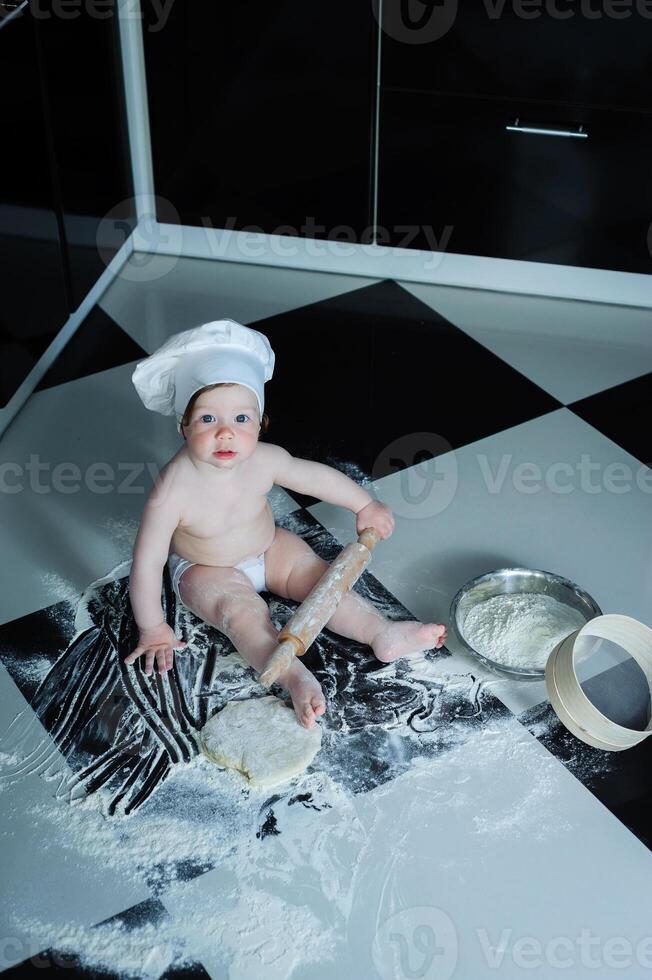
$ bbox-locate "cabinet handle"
[0,0,28,30]
[506,118,588,139]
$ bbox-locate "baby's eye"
[199,414,215,423]
[235,414,250,423]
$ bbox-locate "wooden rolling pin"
[258,526,381,687]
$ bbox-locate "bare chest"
[178,479,268,537]
[165,445,278,563]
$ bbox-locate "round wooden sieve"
[545,613,652,751]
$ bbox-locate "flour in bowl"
[463,593,587,670]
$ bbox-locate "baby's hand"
[356,500,395,539]
[123,622,186,676]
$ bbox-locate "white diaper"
[167,550,267,603]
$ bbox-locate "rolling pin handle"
[358,526,381,552]
[258,526,382,686]
[258,639,297,688]
[276,630,306,657]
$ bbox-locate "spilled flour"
[37,514,138,609]
[323,457,373,487]
[463,593,587,670]
[0,510,617,978]
[38,570,81,606]
[0,657,601,979]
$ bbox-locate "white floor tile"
[159,715,652,978]
[309,408,652,714]
[0,664,150,970]
[401,281,652,404]
[0,362,298,625]
[100,254,378,353]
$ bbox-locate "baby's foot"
[278,659,326,730]
[370,620,447,664]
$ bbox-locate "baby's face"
[182,384,260,470]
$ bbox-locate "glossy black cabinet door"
[378,90,652,274]
[0,5,69,409]
[33,1,135,309]
[142,2,377,241]
[381,3,652,113]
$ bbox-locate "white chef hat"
[132,319,275,434]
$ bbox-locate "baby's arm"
[270,446,395,537]
[130,497,177,624]
[124,481,185,674]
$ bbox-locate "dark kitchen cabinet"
[0,4,69,409]
[381,3,652,113]
[378,89,652,273]
[142,2,378,241]
[0,0,135,412]
[378,3,652,274]
[33,1,135,309]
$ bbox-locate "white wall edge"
[0,234,135,442]
[138,222,652,310]
[117,0,155,217]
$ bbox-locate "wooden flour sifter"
[258,527,381,687]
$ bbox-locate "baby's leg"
[178,564,326,729]
[265,526,447,663]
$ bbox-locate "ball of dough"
[200,696,322,790]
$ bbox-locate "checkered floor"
[1,255,651,977]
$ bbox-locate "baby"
[125,320,447,729]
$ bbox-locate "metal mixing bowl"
[450,567,603,680]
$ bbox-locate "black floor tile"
[34,306,147,393]
[256,279,561,505]
[520,661,652,852]
[1,898,212,978]
[1,950,110,977]
[0,602,75,703]
[570,371,652,468]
